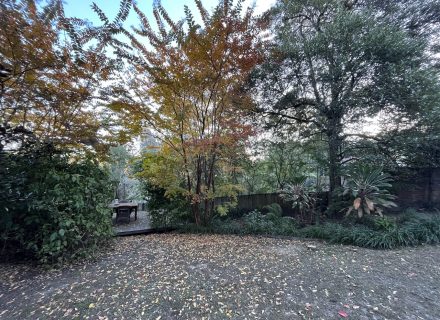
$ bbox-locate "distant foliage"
[133,153,191,227]
[0,144,113,264]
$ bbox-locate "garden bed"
[178,210,440,249]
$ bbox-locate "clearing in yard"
[1,234,439,319]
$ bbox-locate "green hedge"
[0,146,114,264]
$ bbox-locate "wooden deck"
[115,227,175,237]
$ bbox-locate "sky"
[64,0,276,28]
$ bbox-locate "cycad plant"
[343,165,397,218]
[279,178,315,222]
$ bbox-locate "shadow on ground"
[112,210,151,234]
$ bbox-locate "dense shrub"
[243,210,277,234]
[139,183,190,228]
[211,218,244,235]
[0,145,114,264]
[262,203,283,217]
[179,210,298,236]
[400,213,440,244]
[224,203,282,220]
[141,180,191,228]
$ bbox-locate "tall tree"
[96,0,267,225]
[251,0,440,203]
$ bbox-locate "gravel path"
[1,234,439,319]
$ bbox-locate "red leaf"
[338,310,348,318]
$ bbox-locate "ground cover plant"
[300,212,440,249]
[177,208,440,249]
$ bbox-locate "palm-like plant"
[343,165,397,218]
[279,178,315,221]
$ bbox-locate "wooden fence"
[215,168,440,215]
[392,168,440,209]
[215,192,328,216]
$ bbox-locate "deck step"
[115,227,174,237]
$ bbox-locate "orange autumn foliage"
[0,0,115,154]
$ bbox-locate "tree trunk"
[327,129,343,208]
[194,157,203,225]
[192,203,201,226]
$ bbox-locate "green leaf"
[50,232,58,242]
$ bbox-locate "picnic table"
[110,202,138,222]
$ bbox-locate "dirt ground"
[1,234,439,319]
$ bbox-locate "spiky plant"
[343,165,397,218]
[279,178,315,221]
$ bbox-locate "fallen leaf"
[338,310,348,317]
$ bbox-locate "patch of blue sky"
[65,0,222,29]
[64,0,275,28]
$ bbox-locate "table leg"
[135,208,138,221]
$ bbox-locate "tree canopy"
[0,0,118,154]
[92,0,267,224]
[251,0,440,198]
